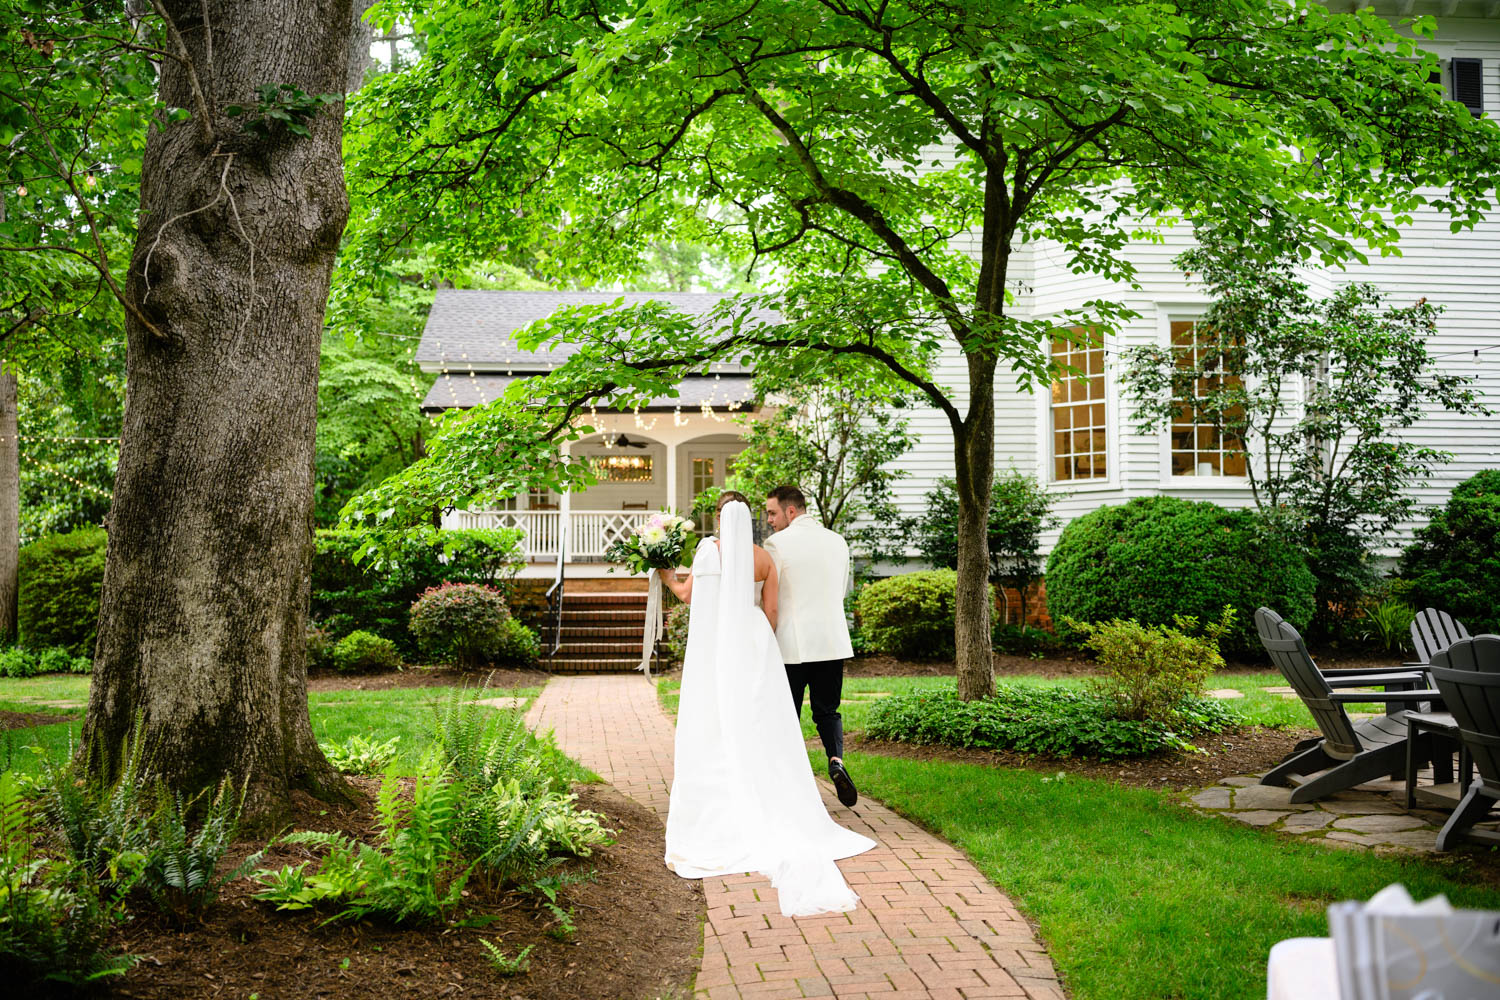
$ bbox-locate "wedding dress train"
[664,501,875,917]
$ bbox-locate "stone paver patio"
[526,674,1063,1000]
[1186,771,1500,852]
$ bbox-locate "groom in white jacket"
[762,485,859,808]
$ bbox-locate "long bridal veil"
[664,500,874,917]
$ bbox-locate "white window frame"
[1157,310,1253,489]
[1034,324,1120,494]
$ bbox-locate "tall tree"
[4,1,360,815]
[344,0,1500,699]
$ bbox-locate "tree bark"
[0,365,18,640]
[953,351,998,702]
[84,0,354,822]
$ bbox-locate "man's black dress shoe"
[829,759,858,807]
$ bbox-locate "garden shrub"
[1400,469,1500,633]
[857,570,994,660]
[664,603,691,662]
[409,583,512,669]
[991,623,1069,657]
[312,527,524,655]
[0,645,92,678]
[17,526,107,655]
[330,630,401,674]
[491,617,541,668]
[1065,609,1233,724]
[1045,496,1315,656]
[305,624,334,670]
[865,685,1239,760]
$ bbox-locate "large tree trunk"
[0,365,17,640]
[953,352,997,702]
[84,0,354,821]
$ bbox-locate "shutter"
[1451,58,1483,117]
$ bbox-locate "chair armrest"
[1322,665,1426,676]
[1328,689,1442,704]
[1324,671,1427,688]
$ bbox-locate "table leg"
[1406,724,1418,810]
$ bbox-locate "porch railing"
[450,509,656,562]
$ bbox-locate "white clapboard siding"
[886,11,1500,558]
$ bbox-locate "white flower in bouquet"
[642,525,668,545]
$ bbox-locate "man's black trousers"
[785,659,843,761]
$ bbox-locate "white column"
[664,433,678,513]
[559,439,573,561]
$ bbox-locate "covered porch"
[441,409,753,578]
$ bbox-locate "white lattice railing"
[447,509,654,562]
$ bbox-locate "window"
[1452,58,1483,117]
[1049,334,1108,482]
[588,454,653,482]
[691,457,715,497]
[1168,320,1247,478]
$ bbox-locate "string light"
[20,453,112,498]
[0,435,120,443]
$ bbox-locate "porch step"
[548,657,650,674]
[553,643,646,658]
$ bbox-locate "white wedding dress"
[664,501,876,916]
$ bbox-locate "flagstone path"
[525,674,1063,1000]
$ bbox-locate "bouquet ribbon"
[639,570,664,677]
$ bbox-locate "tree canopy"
[343,0,1500,699]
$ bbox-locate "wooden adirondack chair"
[1429,636,1500,849]
[1256,608,1442,803]
[1410,608,1471,664]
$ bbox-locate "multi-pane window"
[1169,320,1247,477]
[1050,335,1108,482]
[691,457,715,497]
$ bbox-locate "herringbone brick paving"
[525,674,1063,1000]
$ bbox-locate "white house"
[417,4,1500,580]
[416,291,767,579]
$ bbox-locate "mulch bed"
[0,709,76,731]
[307,667,550,693]
[846,725,1318,792]
[109,780,703,1000]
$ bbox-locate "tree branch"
[149,0,215,145]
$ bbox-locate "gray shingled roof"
[421,373,756,413]
[414,289,772,371]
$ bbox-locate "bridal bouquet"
[606,511,700,573]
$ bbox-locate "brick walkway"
[526,674,1063,1000]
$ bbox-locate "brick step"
[561,592,649,607]
[559,609,651,624]
[547,657,649,674]
[557,625,646,640]
[552,643,646,658]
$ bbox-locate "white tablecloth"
[1268,937,1339,1000]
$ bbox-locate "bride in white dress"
[655,494,875,917]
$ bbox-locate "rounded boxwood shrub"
[331,629,401,674]
[1045,497,1315,656]
[1400,469,1500,634]
[856,570,994,660]
[409,582,512,669]
[491,616,541,668]
[17,526,107,655]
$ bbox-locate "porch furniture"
[1428,635,1500,849]
[620,501,649,511]
[1403,711,1467,809]
[1410,608,1471,664]
[1255,608,1442,803]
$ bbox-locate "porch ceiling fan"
[609,434,649,449]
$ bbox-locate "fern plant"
[142,779,260,923]
[42,724,152,898]
[477,938,533,976]
[0,771,136,987]
[253,756,471,924]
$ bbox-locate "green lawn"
[838,752,1500,1000]
[0,676,545,779]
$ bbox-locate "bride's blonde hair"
[716,490,749,512]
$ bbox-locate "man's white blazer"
[763,514,853,664]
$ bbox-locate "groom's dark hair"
[767,485,806,510]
